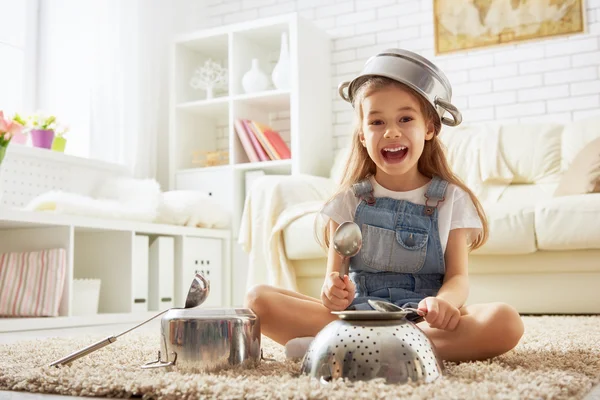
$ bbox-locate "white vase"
[206,85,214,99]
[272,32,291,90]
[242,59,270,94]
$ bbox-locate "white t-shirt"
[320,176,483,254]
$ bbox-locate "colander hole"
[408,361,411,364]
[337,334,340,336]
[367,336,370,339]
[366,360,369,363]
[375,359,379,362]
[361,353,364,356]
[360,340,363,343]
[393,333,396,336]
[336,345,339,348]
[333,361,336,364]
[369,352,372,355]
[365,346,369,349]
[358,334,361,336]
[353,340,356,343]
[370,328,373,331]
[403,353,406,356]
[344,345,347,348]
[358,346,361,349]
[349,335,352,337]
[376,350,379,353]
[353,358,356,361]
[363,373,366,376]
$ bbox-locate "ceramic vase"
[242,58,270,94]
[272,32,291,90]
[30,129,55,149]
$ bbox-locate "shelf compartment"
[230,23,290,96]
[176,96,229,117]
[173,33,229,103]
[0,226,73,317]
[173,106,230,170]
[73,229,135,314]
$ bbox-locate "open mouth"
[381,146,408,163]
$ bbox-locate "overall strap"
[351,178,376,205]
[424,175,448,216]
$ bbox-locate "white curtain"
[38,0,177,182]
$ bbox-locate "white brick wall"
[194,0,600,151]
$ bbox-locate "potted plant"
[0,111,24,164]
[51,123,69,152]
[27,112,57,149]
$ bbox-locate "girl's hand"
[321,273,355,311]
[417,297,461,331]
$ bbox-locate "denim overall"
[347,176,448,321]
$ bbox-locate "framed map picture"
[434,0,585,55]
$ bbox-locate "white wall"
[195,0,600,151]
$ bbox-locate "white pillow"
[156,191,231,229]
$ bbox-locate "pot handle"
[435,98,462,127]
[141,350,177,369]
[338,81,351,102]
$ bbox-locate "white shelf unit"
[169,13,332,236]
[0,208,232,331]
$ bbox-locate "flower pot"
[51,136,67,152]
[30,129,55,149]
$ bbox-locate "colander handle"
[338,81,351,102]
[435,98,462,127]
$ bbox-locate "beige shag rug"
[1,316,599,399]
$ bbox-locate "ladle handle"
[49,309,169,367]
[49,336,117,367]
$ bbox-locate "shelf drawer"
[175,169,234,211]
[177,236,223,308]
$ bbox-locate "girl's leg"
[418,302,524,363]
[244,284,337,345]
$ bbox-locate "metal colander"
[300,310,443,384]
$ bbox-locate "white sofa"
[240,116,600,314]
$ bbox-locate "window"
[0,0,38,115]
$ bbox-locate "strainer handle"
[338,81,351,102]
[435,98,462,127]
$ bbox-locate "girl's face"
[359,85,435,188]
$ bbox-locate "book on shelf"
[234,118,291,163]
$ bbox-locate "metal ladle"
[332,221,362,278]
[49,273,210,367]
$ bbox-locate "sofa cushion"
[562,116,600,171]
[554,137,600,197]
[473,203,537,255]
[535,193,600,250]
[283,211,325,260]
[498,122,563,184]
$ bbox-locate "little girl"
[245,49,524,363]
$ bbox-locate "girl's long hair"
[316,76,488,251]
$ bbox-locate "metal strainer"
[300,309,443,384]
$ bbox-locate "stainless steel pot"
[300,309,443,384]
[338,48,462,127]
[142,308,261,373]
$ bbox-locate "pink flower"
[0,111,24,138]
[0,111,7,133]
[6,120,23,136]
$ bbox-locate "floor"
[0,320,161,400]
[2,321,600,400]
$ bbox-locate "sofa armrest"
[249,174,335,209]
[238,174,335,252]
